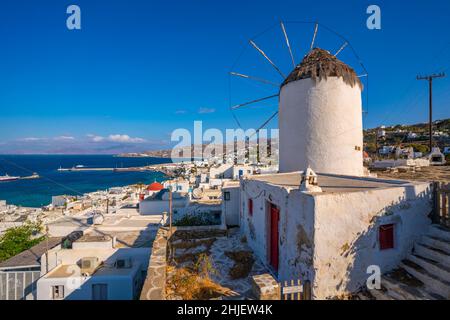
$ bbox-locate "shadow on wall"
[43,220,156,300]
[58,249,144,300]
[332,184,433,297]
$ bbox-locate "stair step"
[414,243,450,265]
[401,259,450,299]
[382,273,435,300]
[368,287,394,300]
[355,291,373,300]
[429,225,450,242]
[421,235,450,254]
[409,254,450,283]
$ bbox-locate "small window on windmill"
[224,191,231,201]
[379,224,394,250]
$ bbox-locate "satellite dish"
[192,188,203,199]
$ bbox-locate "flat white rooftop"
[247,172,423,193]
[45,263,138,279]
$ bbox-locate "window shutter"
[379,224,394,250]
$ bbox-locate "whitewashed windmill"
[228,21,369,176]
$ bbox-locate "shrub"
[0,222,45,262]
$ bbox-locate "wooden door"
[270,204,280,271]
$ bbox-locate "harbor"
[56,163,175,175]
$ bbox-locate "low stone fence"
[139,225,229,300]
[140,227,168,300]
[251,273,281,300]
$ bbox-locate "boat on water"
[58,165,86,171]
[21,172,40,179]
[0,174,20,182]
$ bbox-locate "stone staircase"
[361,224,450,300]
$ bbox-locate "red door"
[270,204,280,271]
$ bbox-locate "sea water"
[0,155,170,207]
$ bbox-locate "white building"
[163,178,190,193]
[379,146,395,155]
[241,172,432,299]
[238,48,435,299]
[139,189,188,215]
[429,147,446,166]
[37,235,149,300]
[232,165,254,180]
[209,163,234,179]
[51,196,67,207]
[0,200,6,212]
[221,181,240,227]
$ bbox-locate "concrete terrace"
[246,171,418,193]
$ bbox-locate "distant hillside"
[117,139,277,159]
[117,119,450,158]
[364,118,450,154]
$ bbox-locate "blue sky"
[0,0,449,153]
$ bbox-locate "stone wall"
[251,273,280,300]
[140,227,168,300]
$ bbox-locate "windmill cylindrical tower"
[278,48,364,176]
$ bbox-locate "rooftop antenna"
[280,21,296,67]
[416,72,446,152]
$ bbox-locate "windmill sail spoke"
[334,41,348,57]
[231,94,279,110]
[249,40,286,79]
[357,73,368,78]
[280,21,296,67]
[249,111,279,139]
[229,72,280,87]
[310,22,319,51]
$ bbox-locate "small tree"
[0,222,45,262]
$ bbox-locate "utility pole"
[417,72,446,152]
[169,188,173,236]
[375,129,378,161]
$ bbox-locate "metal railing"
[0,271,40,300]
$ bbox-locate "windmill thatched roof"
[281,48,362,89]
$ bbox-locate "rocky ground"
[166,227,267,300]
[377,165,450,183]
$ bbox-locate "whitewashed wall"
[37,265,140,300]
[241,178,433,299]
[279,77,364,176]
[221,185,240,226]
[311,182,432,298]
[209,164,234,179]
[240,180,316,281]
[139,198,186,215]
